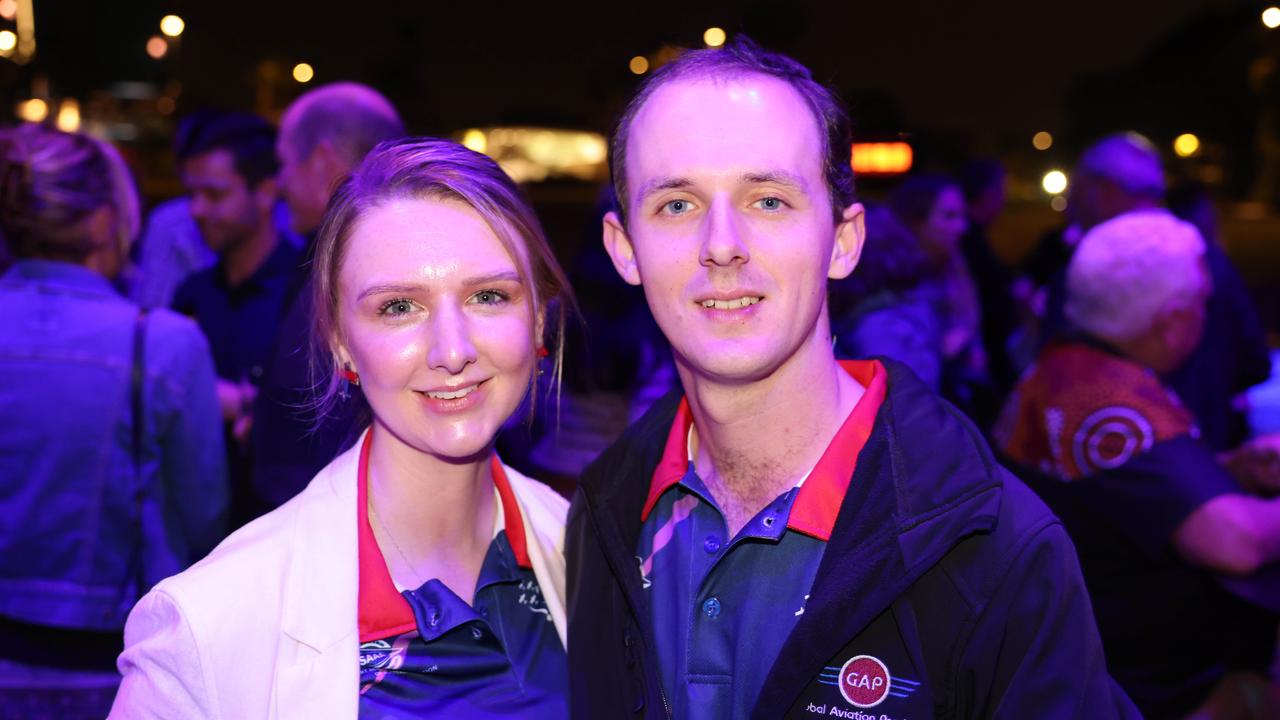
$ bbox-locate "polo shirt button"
[762,514,776,528]
[428,610,441,627]
[471,627,483,639]
[702,597,721,617]
[703,535,720,554]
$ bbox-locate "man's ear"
[603,210,642,286]
[828,202,866,280]
[312,139,349,194]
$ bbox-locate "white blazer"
[109,431,569,720]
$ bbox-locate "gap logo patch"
[818,655,921,709]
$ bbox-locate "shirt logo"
[819,657,922,709]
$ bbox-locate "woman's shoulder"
[145,454,358,631]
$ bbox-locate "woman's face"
[917,186,968,261]
[336,196,537,462]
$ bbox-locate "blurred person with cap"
[1021,132,1270,453]
[997,210,1280,718]
[249,82,405,516]
[0,124,226,718]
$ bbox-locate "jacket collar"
[2,259,120,298]
[641,360,888,541]
[578,358,1005,718]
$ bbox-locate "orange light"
[850,142,913,175]
[146,35,168,59]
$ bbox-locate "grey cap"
[1078,132,1165,197]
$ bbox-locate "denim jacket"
[0,260,227,631]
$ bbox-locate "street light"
[1032,131,1053,151]
[146,36,168,60]
[0,30,14,52]
[1042,170,1068,195]
[704,27,726,47]
[629,55,649,75]
[160,15,184,38]
[1265,7,1280,29]
[1173,133,1200,157]
[292,63,315,83]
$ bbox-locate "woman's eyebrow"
[356,271,522,301]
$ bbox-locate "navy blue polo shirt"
[354,435,567,719]
[637,360,887,719]
[171,236,300,384]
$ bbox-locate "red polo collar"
[357,431,532,643]
[640,359,887,542]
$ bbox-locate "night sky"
[24,0,1234,141]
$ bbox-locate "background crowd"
[1,4,1280,719]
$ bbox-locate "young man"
[566,38,1137,719]
[171,113,299,524]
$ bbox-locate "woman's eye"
[662,199,695,216]
[754,196,786,211]
[378,299,416,316]
[470,289,508,305]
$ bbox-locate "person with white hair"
[1020,132,1271,454]
[997,210,1280,718]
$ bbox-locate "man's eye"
[662,199,695,216]
[378,299,416,316]
[470,289,508,305]
[754,196,786,211]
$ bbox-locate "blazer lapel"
[273,435,365,719]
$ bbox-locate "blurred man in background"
[249,82,403,513]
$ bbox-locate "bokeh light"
[146,36,168,60]
[1050,196,1068,212]
[629,55,649,75]
[1032,131,1053,151]
[292,63,315,83]
[1173,133,1200,158]
[704,27,726,47]
[1042,170,1068,195]
[1264,7,1280,29]
[462,129,487,153]
[16,98,46,123]
[160,15,185,38]
[0,30,15,52]
[55,99,80,132]
[0,0,16,20]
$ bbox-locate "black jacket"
[566,360,1138,718]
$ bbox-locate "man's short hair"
[608,35,854,225]
[284,82,404,167]
[1078,132,1165,198]
[178,111,278,187]
[1065,210,1206,341]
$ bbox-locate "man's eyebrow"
[637,176,693,201]
[742,170,809,192]
[355,271,522,301]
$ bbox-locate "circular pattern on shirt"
[1072,406,1155,476]
[837,655,891,708]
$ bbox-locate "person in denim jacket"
[0,124,227,718]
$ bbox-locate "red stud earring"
[339,363,360,400]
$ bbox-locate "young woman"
[111,138,573,719]
[0,125,225,719]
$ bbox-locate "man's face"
[182,149,266,254]
[276,117,329,236]
[604,74,863,384]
